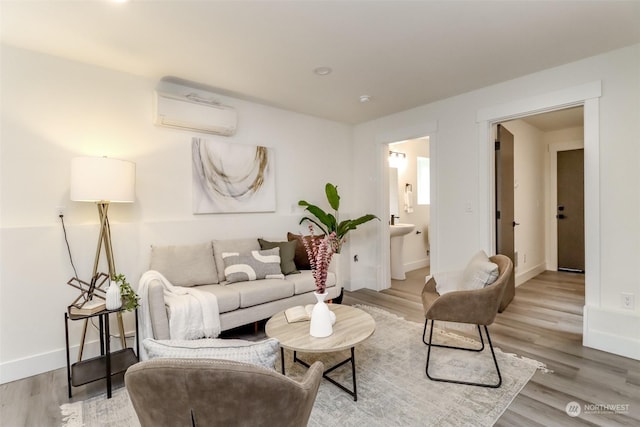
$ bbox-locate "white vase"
[310,291,333,337]
[105,281,122,310]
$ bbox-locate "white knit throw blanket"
[138,270,221,359]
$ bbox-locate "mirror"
[389,167,399,218]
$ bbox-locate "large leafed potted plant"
[298,183,378,253]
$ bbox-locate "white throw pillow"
[143,337,279,369]
[433,271,465,295]
[461,250,499,291]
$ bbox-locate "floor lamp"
[70,156,136,360]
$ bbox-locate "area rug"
[61,305,546,427]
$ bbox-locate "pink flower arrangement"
[302,225,338,294]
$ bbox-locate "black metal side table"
[64,307,139,399]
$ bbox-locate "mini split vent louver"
[154,91,237,136]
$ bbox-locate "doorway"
[496,105,587,303]
[497,107,585,282]
[385,137,431,290]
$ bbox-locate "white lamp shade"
[70,157,136,203]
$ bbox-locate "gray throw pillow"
[149,242,218,286]
[258,238,299,275]
[213,238,261,282]
[143,338,280,369]
[222,248,285,283]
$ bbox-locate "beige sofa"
[144,237,340,340]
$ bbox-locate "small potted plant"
[112,273,140,311]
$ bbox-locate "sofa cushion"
[461,250,499,291]
[287,232,324,270]
[149,242,218,286]
[213,238,261,282]
[193,284,240,314]
[143,338,279,369]
[285,270,337,295]
[258,239,299,275]
[222,248,285,284]
[226,278,294,308]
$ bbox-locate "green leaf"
[298,216,329,235]
[303,204,331,224]
[350,214,379,227]
[325,183,340,211]
[325,213,337,232]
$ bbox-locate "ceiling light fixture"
[313,67,332,76]
[389,151,407,168]
[359,95,372,103]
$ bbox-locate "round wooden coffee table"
[265,304,375,401]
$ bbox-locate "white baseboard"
[583,305,640,361]
[0,335,136,384]
[515,262,546,286]
[405,257,429,272]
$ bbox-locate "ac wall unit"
[154,91,237,136]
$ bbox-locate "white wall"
[352,44,640,360]
[0,45,353,383]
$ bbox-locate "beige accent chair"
[421,254,513,388]
[499,265,515,312]
[125,358,323,427]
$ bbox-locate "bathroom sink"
[390,223,415,237]
[390,224,415,280]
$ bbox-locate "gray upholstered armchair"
[421,254,513,388]
[125,358,323,427]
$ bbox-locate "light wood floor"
[345,268,640,426]
[2,270,639,426]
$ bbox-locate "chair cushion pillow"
[222,248,285,284]
[143,338,279,369]
[149,242,218,286]
[258,238,299,275]
[461,250,499,291]
[433,271,465,295]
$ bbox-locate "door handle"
[513,221,520,227]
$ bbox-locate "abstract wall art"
[192,137,276,213]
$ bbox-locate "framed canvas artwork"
[192,137,276,213]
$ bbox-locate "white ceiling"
[1,1,639,124]
[519,106,584,132]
